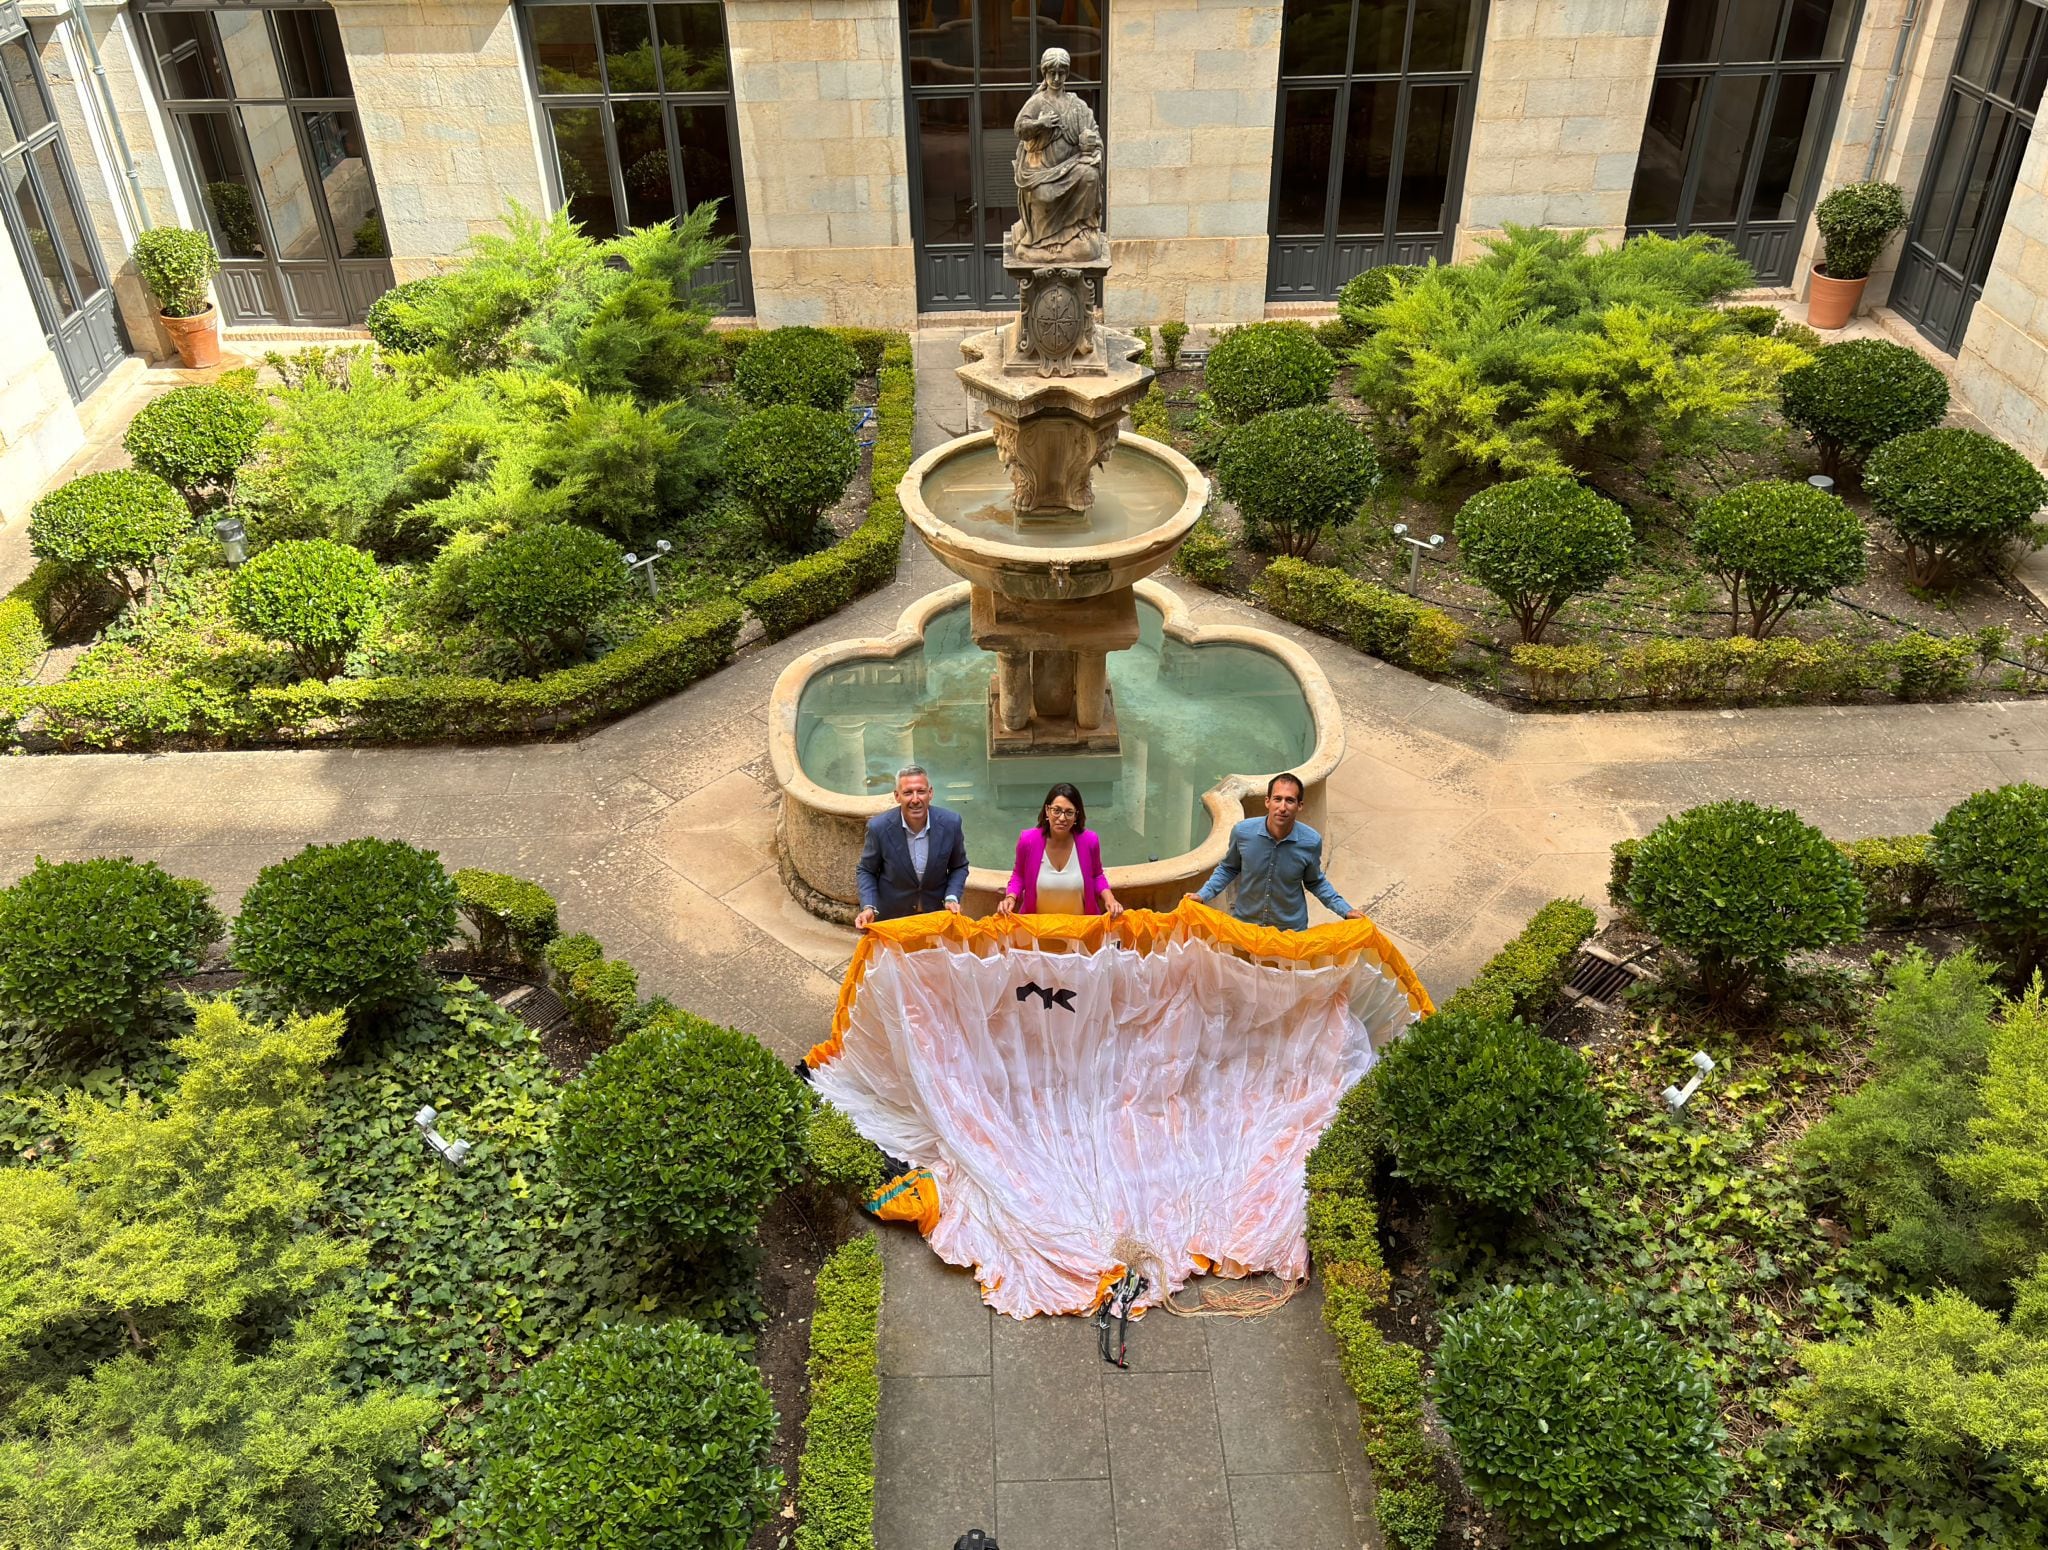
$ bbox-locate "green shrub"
[1132,323,1154,367]
[1780,338,1949,475]
[1932,783,2048,977]
[1690,478,1867,637]
[231,837,459,1014]
[1443,897,1598,1022]
[1215,405,1380,558]
[121,384,267,504]
[1253,555,1463,671]
[1453,474,1633,642]
[555,1007,809,1247]
[453,868,559,964]
[1130,383,1172,443]
[564,955,637,1037]
[133,225,218,316]
[1434,1283,1728,1547]
[724,404,858,551]
[1159,319,1189,368]
[734,324,859,410]
[1336,263,1423,334]
[29,469,190,605]
[1834,833,1964,927]
[464,1322,779,1550]
[1879,629,1978,699]
[0,857,222,1050]
[543,930,605,983]
[363,276,447,353]
[1373,1006,1606,1214]
[0,577,47,685]
[794,1235,883,1550]
[1865,426,2048,588]
[463,522,627,667]
[567,276,720,404]
[1814,180,1908,280]
[531,392,716,548]
[1628,800,1865,1002]
[1203,321,1337,422]
[1173,513,1233,587]
[807,1097,890,1195]
[226,537,382,680]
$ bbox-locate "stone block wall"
[1955,115,2048,451]
[1103,0,1282,325]
[0,246,84,526]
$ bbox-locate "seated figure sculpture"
[1008,48,1105,267]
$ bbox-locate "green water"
[794,600,1317,869]
[921,442,1188,548]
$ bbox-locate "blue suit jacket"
[857,807,970,918]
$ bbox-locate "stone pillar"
[1454,0,1671,257]
[726,0,917,327]
[1103,0,1283,326]
[1073,650,1108,730]
[1954,116,2048,451]
[996,649,1033,732]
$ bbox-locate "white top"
[1037,846,1086,914]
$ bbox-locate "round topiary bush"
[1628,800,1865,1002]
[133,225,218,317]
[462,523,627,668]
[0,857,222,1051]
[1690,479,1867,638]
[1864,426,2048,588]
[723,404,858,551]
[231,837,459,1015]
[464,1322,778,1550]
[363,276,446,354]
[1814,181,1908,281]
[1336,264,1424,334]
[1779,338,1949,475]
[1215,405,1381,557]
[121,384,268,505]
[1453,475,1633,643]
[1433,1283,1728,1547]
[1372,1006,1606,1214]
[28,469,190,605]
[733,324,859,411]
[1930,782,2048,977]
[225,537,381,680]
[555,1008,810,1249]
[1203,321,1337,422]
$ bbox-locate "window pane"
[1337,79,1395,232]
[302,110,378,255]
[1,37,51,141]
[1044,4,1104,81]
[1914,98,1983,253]
[616,99,674,226]
[977,0,1032,81]
[1280,0,1352,76]
[656,4,728,91]
[1275,87,1336,234]
[216,10,285,99]
[243,104,321,258]
[916,96,974,242]
[981,88,1026,244]
[1942,107,2022,270]
[908,0,975,87]
[31,144,99,305]
[1354,0,1406,72]
[1956,0,2015,89]
[1658,0,1719,63]
[1747,73,1825,220]
[148,14,228,100]
[673,103,738,234]
[1410,0,1477,71]
[1628,77,1702,224]
[530,6,603,93]
[1995,3,2044,97]
[2023,30,2048,111]
[7,157,77,314]
[180,111,266,257]
[1721,0,1783,61]
[276,11,351,97]
[547,104,618,235]
[1396,83,1460,231]
[1689,74,1766,221]
[1781,0,1853,58]
[1967,121,2026,283]
[600,4,658,91]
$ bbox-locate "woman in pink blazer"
[995,782,1123,917]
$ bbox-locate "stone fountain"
[770,51,1345,915]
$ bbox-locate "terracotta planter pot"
[1806,268,1869,330]
[160,303,220,369]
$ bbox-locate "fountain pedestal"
[959,328,1151,522]
[972,584,1137,753]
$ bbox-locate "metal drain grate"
[496,984,568,1031]
[1562,945,1650,1012]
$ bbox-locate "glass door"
[140,2,393,326]
[1890,0,2048,351]
[0,9,127,400]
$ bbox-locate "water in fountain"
[921,442,1190,546]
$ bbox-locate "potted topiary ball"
[1808,181,1907,329]
[133,226,223,368]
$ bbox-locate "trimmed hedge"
[1173,514,1233,588]
[806,1098,891,1195]
[1613,829,1958,930]
[1509,628,1987,706]
[454,868,560,964]
[1442,898,1598,1022]
[794,1234,883,1550]
[1254,556,1463,672]
[0,563,63,685]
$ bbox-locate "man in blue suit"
[854,764,971,928]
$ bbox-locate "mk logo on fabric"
[1016,981,1077,1012]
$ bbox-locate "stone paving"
[5,330,2048,1548]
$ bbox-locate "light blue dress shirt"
[1193,816,1353,931]
[902,814,957,902]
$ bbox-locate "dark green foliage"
[225,536,381,679]
[554,1007,809,1248]
[1865,426,2048,587]
[121,384,267,504]
[1158,318,1189,368]
[530,392,718,547]
[464,1322,780,1550]
[724,404,859,551]
[1933,783,2048,977]
[1172,513,1233,587]
[1374,1007,1607,1214]
[1253,555,1463,672]
[231,836,459,1015]
[132,226,217,316]
[1453,474,1633,642]
[1215,405,1380,557]
[1443,897,1598,1022]
[1203,321,1337,422]
[1433,1283,1729,1547]
[1336,263,1424,333]
[1629,800,1865,1002]
[1780,338,1950,475]
[543,930,604,982]
[462,522,627,667]
[364,276,447,353]
[1691,478,1868,638]
[1814,180,1908,280]
[0,857,221,1051]
[794,1235,883,1550]
[806,1097,890,1195]
[734,324,859,410]
[29,470,190,605]
[566,277,719,404]
[453,868,559,964]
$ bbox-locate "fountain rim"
[766,578,1346,901]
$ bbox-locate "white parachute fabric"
[812,921,1421,1317]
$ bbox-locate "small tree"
[121,384,268,509]
[1690,478,1867,637]
[1864,426,2048,588]
[1215,405,1381,557]
[225,537,381,679]
[531,391,714,547]
[1814,181,1908,281]
[734,324,859,411]
[1203,321,1337,422]
[1158,319,1189,368]
[723,404,858,551]
[1931,783,2048,979]
[1628,800,1865,1002]
[463,522,627,668]
[1780,338,1949,476]
[1453,475,1633,642]
[28,469,190,605]
[567,276,719,405]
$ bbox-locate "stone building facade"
[3,0,2046,524]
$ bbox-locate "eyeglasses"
[1046,806,1079,819]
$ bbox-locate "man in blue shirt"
[1192,772,1365,931]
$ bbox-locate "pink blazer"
[1006,827,1110,914]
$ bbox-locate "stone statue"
[1008,48,1105,266]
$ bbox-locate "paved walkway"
[5,331,2048,1549]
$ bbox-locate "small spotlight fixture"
[1390,522,1446,594]
[414,1104,472,1168]
[1807,474,1836,493]
[623,538,673,598]
[1662,1050,1716,1112]
[213,515,248,566]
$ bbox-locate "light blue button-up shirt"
[1193,816,1353,931]
[902,812,930,880]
